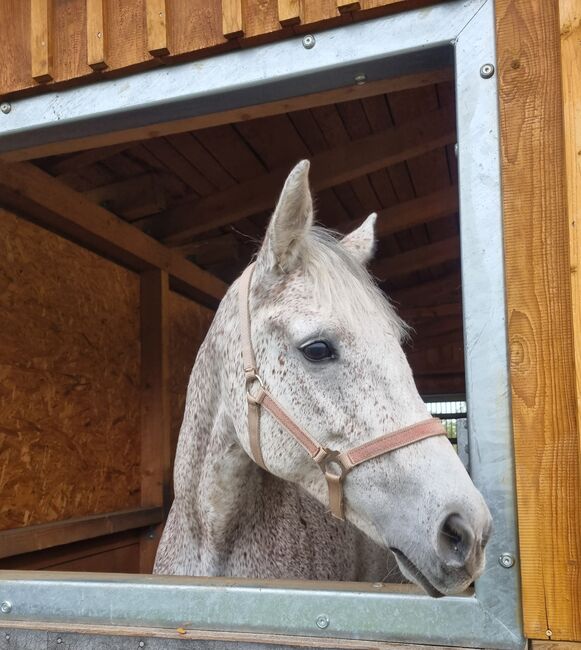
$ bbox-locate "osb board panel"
[0,209,141,530]
[0,0,444,98]
[497,0,581,641]
[169,292,214,466]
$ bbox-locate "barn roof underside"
[32,76,464,395]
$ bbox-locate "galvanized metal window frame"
[0,1,524,648]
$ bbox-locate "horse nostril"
[437,513,475,567]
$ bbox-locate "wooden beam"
[155,108,455,245]
[277,0,301,26]
[145,0,170,57]
[409,327,463,350]
[139,269,171,572]
[498,0,581,639]
[5,68,452,162]
[415,374,465,396]
[179,186,458,265]
[84,173,167,220]
[533,643,581,650]
[335,185,458,240]
[389,271,461,307]
[0,161,227,307]
[373,235,460,281]
[86,0,108,71]
[0,507,162,559]
[30,0,53,82]
[48,143,133,176]
[337,0,361,13]
[400,303,462,320]
[222,0,244,39]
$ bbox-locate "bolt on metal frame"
[0,1,524,647]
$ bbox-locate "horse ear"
[257,160,314,274]
[341,213,377,265]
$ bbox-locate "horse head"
[231,160,492,596]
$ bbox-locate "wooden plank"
[339,185,458,239]
[0,160,227,307]
[0,508,162,559]
[497,0,581,640]
[4,67,452,162]
[533,643,581,650]
[0,620,480,650]
[0,530,142,571]
[139,269,171,572]
[155,108,455,244]
[86,0,108,71]
[389,271,461,307]
[337,0,362,12]
[222,0,244,38]
[30,0,53,82]
[560,0,581,531]
[146,0,170,56]
[84,173,167,220]
[277,0,301,25]
[373,235,460,281]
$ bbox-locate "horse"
[154,160,492,597]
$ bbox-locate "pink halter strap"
[238,263,447,520]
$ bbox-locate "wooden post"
[86,0,108,71]
[30,0,53,82]
[139,269,170,573]
[497,0,581,640]
[145,0,170,57]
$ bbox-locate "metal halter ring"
[316,448,351,481]
[246,372,265,404]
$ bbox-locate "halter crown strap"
[238,263,446,520]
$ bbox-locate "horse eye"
[300,340,335,362]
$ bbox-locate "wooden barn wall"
[0,209,141,531]
[497,0,581,641]
[0,0,442,98]
[168,291,214,469]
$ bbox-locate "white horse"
[155,160,492,597]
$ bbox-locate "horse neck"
[173,290,262,552]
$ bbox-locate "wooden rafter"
[0,161,226,307]
[153,108,456,245]
[389,271,461,307]
[373,235,460,281]
[178,185,458,261]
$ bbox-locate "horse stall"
[0,0,579,648]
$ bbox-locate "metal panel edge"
[455,0,524,646]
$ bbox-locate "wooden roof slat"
[0,160,226,307]
[144,139,216,197]
[155,107,456,245]
[373,235,460,281]
[388,270,461,307]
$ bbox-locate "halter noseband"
[238,263,447,520]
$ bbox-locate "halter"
[238,263,447,520]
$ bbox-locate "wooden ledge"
[0,507,162,559]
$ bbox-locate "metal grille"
[424,395,469,470]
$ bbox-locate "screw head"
[480,63,495,79]
[354,73,367,86]
[315,614,329,629]
[5,634,10,640]
[0,102,11,114]
[302,35,316,49]
[139,642,145,648]
[57,638,63,645]
[0,601,12,613]
[499,552,515,568]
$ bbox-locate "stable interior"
[0,69,464,576]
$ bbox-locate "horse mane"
[292,225,410,342]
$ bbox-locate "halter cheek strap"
[238,263,447,520]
